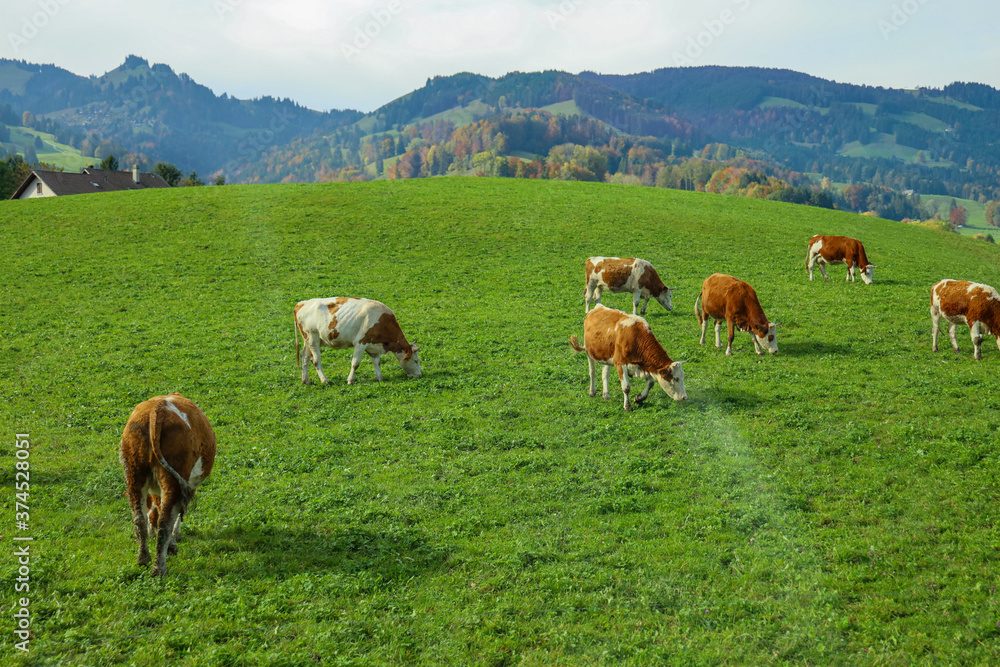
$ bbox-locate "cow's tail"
[568,334,586,354]
[694,294,703,326]
[149,400,194,512]
[294,309,300,369]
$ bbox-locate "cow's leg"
[948,322,960,353]
[819,263,829,282]
[930,307,940,352]
[168,512,183,555]
[753,335,763,356]
[617,365,632,411]
[714,321,723,349]
[726,320,735,356]
[127,483,150,567]
[699,314,709,345]
[584,283,594,313]
[807,253,815,281]
[152,485,181,577]
[347,345,366,385]
[307,336,330,384]
[971,322,984,361]
[632,293,641,315]
[601,364,611,400]
[641,296,651,315]
[593,287,603,308]
[300,336,312,384]
[846,263,854,282]
[587,356,597,397]
[371,353,383,382]
[634,378,655,404]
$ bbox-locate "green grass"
[891,111,949,133]
[539,100,587,116]
[2,178,1000,664]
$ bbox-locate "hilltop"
[2,178,1000,663]
[2,59,999,227]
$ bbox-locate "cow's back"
[583,305,631,360]
[586,257,638,290]
[934,279,1000,322]
[296,297,391,349]
[121,393,216,484]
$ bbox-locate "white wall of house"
[16,176,58,199]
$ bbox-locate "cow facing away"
[584,257,674,315]
[931,279,1000,361]
[295,297,421,385]
[695,273,778,356]
[806,235,876,284]
[569,304,687,411]
[120,393,216,577]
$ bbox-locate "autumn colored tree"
[22,111,35,128]
[985,200,1000,227]
[949,205,968,227]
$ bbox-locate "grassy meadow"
[2,178,1000,665]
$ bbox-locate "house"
[10,166,170,200]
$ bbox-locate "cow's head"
[861,264,876,285]
[754,323,778,355]
[656,287,674,312]
[656,361,687,401]
[397,344,421,378]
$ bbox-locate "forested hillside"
[2,59,999,231]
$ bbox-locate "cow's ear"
[673,360,687,366]
[768,322,777,329]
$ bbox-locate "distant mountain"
[2,59,999,219]
[0,55,362,175]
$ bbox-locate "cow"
[568,304,687,411]
[295,297,421,385]
[119,393,216,577]
[695,273,778,356]
[931,279,1000,361]
[584,257,674,315]
[806,235,876,284]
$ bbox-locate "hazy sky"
[3,0,997,112]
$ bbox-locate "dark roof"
[10,168,171,199]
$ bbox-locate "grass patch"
[1,178,1000,664]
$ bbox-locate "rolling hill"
[1,179,999,663]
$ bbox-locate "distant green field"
[891,111,949,133]
[921,194,993,237]
[839,133,947,164]
[0,62,33,96]
[2,179,1000,664]
[5,125,97,171]
[539,99,586,116]
[757,96,806,110]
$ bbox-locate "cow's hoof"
[138,552,150,566]
[168,543,178,555]
[633,396,645,405]
[623,404,633,412]
[588,390,596,398]
[602,393,611,400]
[151,566,165,578]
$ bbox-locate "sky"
[2,0,998,113]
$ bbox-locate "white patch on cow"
[188,457,205,487]
[164,398,191,429]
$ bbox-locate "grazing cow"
[584,257,674,315]
[695,273,778,356]
[568,304,687,411]
[806,235,876,284]
[295,297,421,385]
[120,393,216,577]
[931,279,1000,361]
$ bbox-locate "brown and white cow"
[806,235,876,284]
[695,273,778,356]
[120,393,216,577]
[569,304,687,411]
[931,279,1000,361]
[295,297,421,385]
[584,257,674,315]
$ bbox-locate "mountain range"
[1,56,999,223]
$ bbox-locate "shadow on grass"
[778,341,853,357]
[189,523,451,583]
[699,387,762,410]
